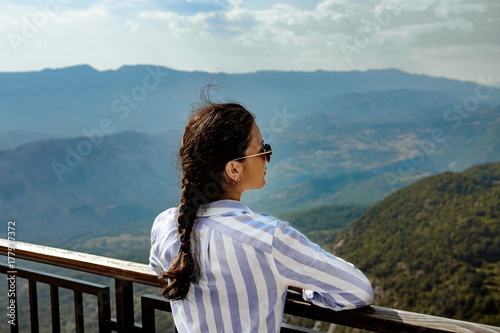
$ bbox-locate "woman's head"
[161,102,269,300]
[179,102,258,202]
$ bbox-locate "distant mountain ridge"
[303,89,460,124]
[2,65,498,144]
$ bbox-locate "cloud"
[139,10,215,37]
[0,0,498,83]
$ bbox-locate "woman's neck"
[215,191,242,202]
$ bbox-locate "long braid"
[160,179,205,300]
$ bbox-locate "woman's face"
[241,122,268,190]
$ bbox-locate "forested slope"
[334,162,500,325]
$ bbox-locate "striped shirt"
[149,199,373,333]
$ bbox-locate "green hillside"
[334,162,500,326]
[277,204,367,245]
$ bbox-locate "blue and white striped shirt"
[149,199,373,332]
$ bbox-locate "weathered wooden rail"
[1,239,499,333]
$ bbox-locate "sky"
[1,0,499,83]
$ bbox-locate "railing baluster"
[97,288,112,333]
[50,285,60,333]
[141,296,156,333]
[74,291,84,333]
[29,279,39,333]
[115,279,135,333]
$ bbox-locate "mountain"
[243,103,500,214]
[2,67,499,243]
[249,171,400,214]
[333,162,500,326]
[293,89,461,124]
[1,65,499,141]
[0,130,180,243]
[0,130,53,150]
[1,93,499,243]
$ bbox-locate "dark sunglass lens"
[264,143,272,162]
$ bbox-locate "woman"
[149,102,373,332]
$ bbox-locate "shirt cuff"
[302,289,345,311]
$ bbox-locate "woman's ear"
[224,161,241,184]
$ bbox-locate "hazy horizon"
[1,0,499,84]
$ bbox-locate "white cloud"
[0,0,498,83]
[139,10,215,37]
[434,1,487,19]
[125,19,140,33]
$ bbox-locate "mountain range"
[0,66,499,243]
[1,65,499,146]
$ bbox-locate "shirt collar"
[197,199,254,217]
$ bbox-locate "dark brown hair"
[159,102,255,300]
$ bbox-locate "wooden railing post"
[28,280,39,333]
[115,278,135,332]
[141,297,155,333]
[50,285,61,332]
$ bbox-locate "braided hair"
[160,102,255,300]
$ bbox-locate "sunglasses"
[233,143,272,163]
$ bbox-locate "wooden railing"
[1,239,499,333]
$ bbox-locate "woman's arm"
[273,221,373,311]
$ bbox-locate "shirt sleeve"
[149,214,164,276]
[271,221,373,311]
[149,207,180,277]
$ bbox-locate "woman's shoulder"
[252,211,309,241]
[245,210,297,237]
[151,207,179,237]
[253,211,288,227]
[155,206,179,221]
